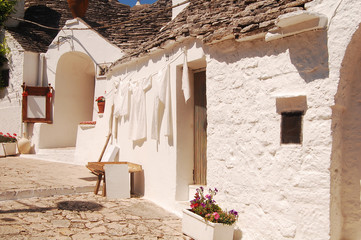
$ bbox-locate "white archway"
[332,24,361,240]
[38,51,95,148]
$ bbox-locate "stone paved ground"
[0,193,191,240]
[0,157,95,200]
[0,157,191,239]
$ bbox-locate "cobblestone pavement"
[0,193,191,240]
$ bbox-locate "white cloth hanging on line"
[129,76,152,141]
[114,81,130,118]
[151,64,172,141]
[182,49,191,102]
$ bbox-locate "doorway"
[194,71,207,185]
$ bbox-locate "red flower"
[95,96,105,103]
[22,91,28,97]
[13,133,17,136]
[47,92,53,98]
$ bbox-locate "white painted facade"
[99,1,361,239]
[1,0,361,239]
[33,19,123,150]
[0,32,25,136]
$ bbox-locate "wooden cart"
[86,162,142,196]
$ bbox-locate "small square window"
[281,111,303,144]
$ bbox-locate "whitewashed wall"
[32,18,123,150]
[204,0,361,239]
[206,32,331,240]
[0,33,24,136]
[104,40,204,213]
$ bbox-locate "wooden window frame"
[22,83,53,123]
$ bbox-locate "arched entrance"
[39,51,95,148]
[332,24,361,240]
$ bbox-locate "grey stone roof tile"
[6,0,171,53]
[114,0,313,65]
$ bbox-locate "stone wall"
[205,30,332,239]
[0,33,24,136]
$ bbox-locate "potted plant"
[182,187,238,240]
[0,132,18,156]
[95,96,105,113]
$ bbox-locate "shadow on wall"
[207,30,329,83]
[0,87,8,99]
[21,5,62,42]
[289,30,329,83]
[332,23,361,240]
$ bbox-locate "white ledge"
[265,11,328,41]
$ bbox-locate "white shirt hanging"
[128,76,152,141]
[114,81,130,118]
[151,65,172,141]
[182,50,191,102]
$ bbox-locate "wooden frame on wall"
[21,83,53,123]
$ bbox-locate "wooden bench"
[86,162,142,197]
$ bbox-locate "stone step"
[21,147,78,165]
[0,186,94,201]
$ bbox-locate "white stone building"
[1,0,361,239]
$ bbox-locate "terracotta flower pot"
[67,0,89,18]
[97,101,105,113]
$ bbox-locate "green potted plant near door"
[0,132,18,157]
[182,187,238,240]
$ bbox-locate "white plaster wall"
[333,21,361,240]
[306,1,361,239]
[205,32,332,239]
[100,40,204,213]
[0,33,24,136]
[23,52,39,86]
[32,19,123,150]
[172,0,189,20]
[37,52,95,148]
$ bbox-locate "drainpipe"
[39,53,45,87]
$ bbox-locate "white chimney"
[172,0,189,20]
[5,0,25,28]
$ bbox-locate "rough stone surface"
[205,30,332,240]
[0,157,95,200]
[0,193,190,239]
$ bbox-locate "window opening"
[281,111,303,144]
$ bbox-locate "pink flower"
[212,212,220,220]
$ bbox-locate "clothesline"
[116,48,185,86]
[107,48,189,142]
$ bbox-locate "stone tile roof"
[6,0,171,53]
[114,0,313,65]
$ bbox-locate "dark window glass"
[281,111,303,144]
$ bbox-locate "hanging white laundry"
[114,81,130,118]
[151,65,171,141]
[151,71,162,141]
[182,49,191,102]
[129,76,152,141]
